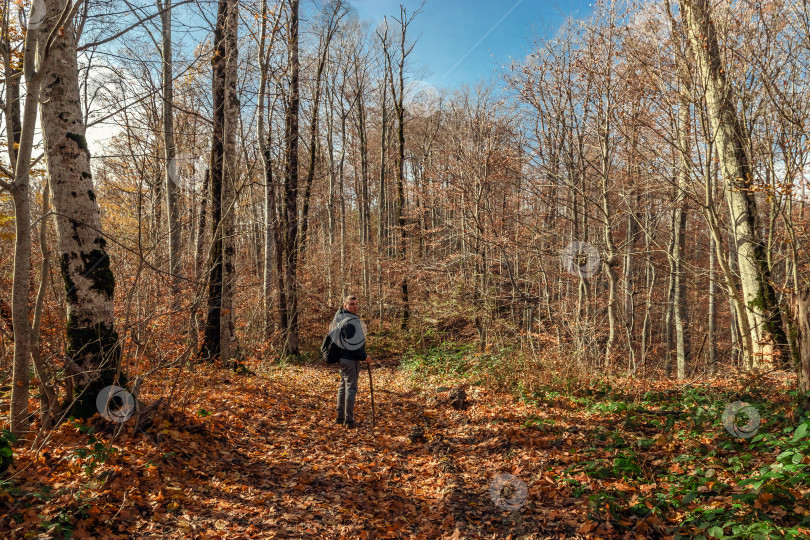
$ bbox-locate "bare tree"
[680,0,788,368]
[257,0,285,341]
[283,0,300,356]
[300,0,346,257]
[200,0,235,361]
[157,0,181,307]
[382,4,422,329]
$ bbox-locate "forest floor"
[1,350,810,539]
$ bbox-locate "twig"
[367,361,376,431]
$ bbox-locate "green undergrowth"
[397,336,810,537]
[524,380,810,538]
[400,339,525,391]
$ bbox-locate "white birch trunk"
[40,0,120,417]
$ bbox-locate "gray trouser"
[336,359,360,421]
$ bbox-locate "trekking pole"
[367,358,376,430]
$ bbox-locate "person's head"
[343,295,359,314]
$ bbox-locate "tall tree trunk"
[326,89,336,244]
[623,194,637,345]
[390,12,410,328]
[672,98,691,380]
[681,0,788,367]
[640,209,656,372]
[376,42,388,326]
[9,171,32,436]
[195,169,209,285]
[623,112,640,361]
[200,0,230,360]
[283,0,300,356]
[708,234,717,373]
[599,119,618,365]
[796,287,810,393]
[220,0,239,362]
[338,102,348,296]
[699,134,752,365]
[41,0,121,418]
[31,183,57,428]
[664,200,676,377]
[4,13,32,437]
[158,0,181,307]
[356,90,370,298]
[257,0,285,342]
[666,18,693,378]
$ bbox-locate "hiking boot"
[344,420,356,429]
[336,417,345,424]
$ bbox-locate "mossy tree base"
[65,322,127,421]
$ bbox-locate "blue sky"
[352,0,594,89]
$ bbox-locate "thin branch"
[77,0,196,51]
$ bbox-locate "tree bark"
[797,287,810,393]
[385,8,417,329]
[283,0,300,356]
[257,1,284,342]
[31,183,57,428]
[681,0,788,367]
[40,0,121,418]
[376,27,388,326]
[199,0,230,361]
[220,0,239,362]
[708,234,717,373]
[4,12,34,437]
[158,0,181,307]
[195,169,209,285]
[672,60,691,379]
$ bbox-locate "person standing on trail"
[332,295,373,428]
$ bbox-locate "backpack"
[321,332,342,364]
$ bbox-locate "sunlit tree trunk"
[672,98,691,380]
[158,0,180,307]
[668,33,692,378]
[41,0,121,418]
[681,0,788,368]
[3,11,32,437]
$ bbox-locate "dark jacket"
[332,308,367,361]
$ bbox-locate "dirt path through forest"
[5,362,638,539]
[125,362,598,538]
[129,363,583,539]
